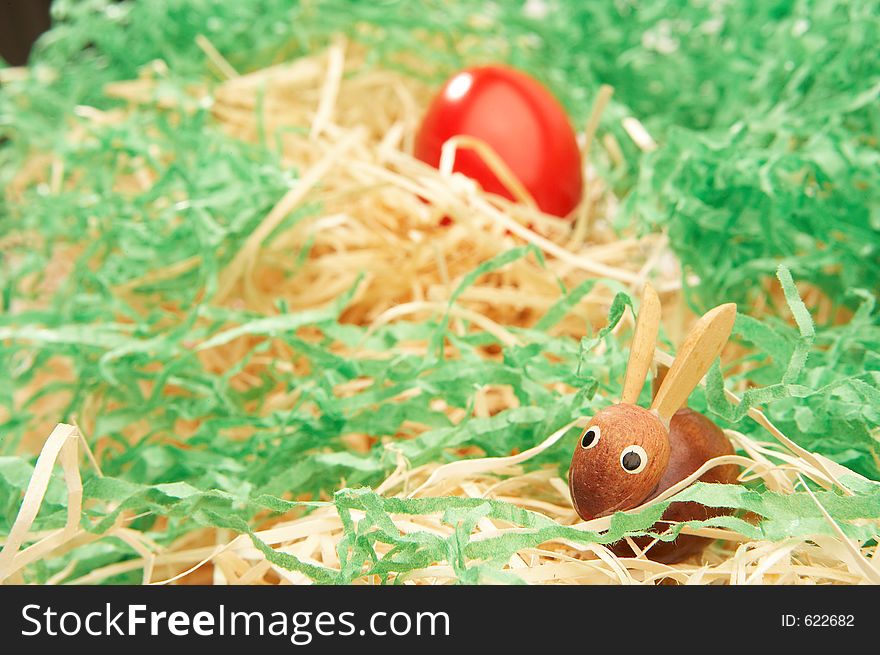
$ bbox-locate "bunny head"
[568,284,736,521]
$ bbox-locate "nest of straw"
[1,39,878,586]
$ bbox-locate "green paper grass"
[0,0,878,585]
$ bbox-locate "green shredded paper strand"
[0,0,879,583]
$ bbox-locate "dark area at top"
[0,0,52,66]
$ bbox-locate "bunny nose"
[568,468,611,521]
[569,478,633,520]
[568,455,647,521]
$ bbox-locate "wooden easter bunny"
[568,284,739,562]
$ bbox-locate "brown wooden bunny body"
[619,404,738,562]
[568,285,739,563]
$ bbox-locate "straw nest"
[1,39,877,585]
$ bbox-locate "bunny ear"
[650,303,737,422]
[621,283,661,405]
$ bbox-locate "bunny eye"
[620,445,648,474]
[580,426,600,449]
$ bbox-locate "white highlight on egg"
[445,72,474,101]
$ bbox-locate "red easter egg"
[414,65,583,218]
